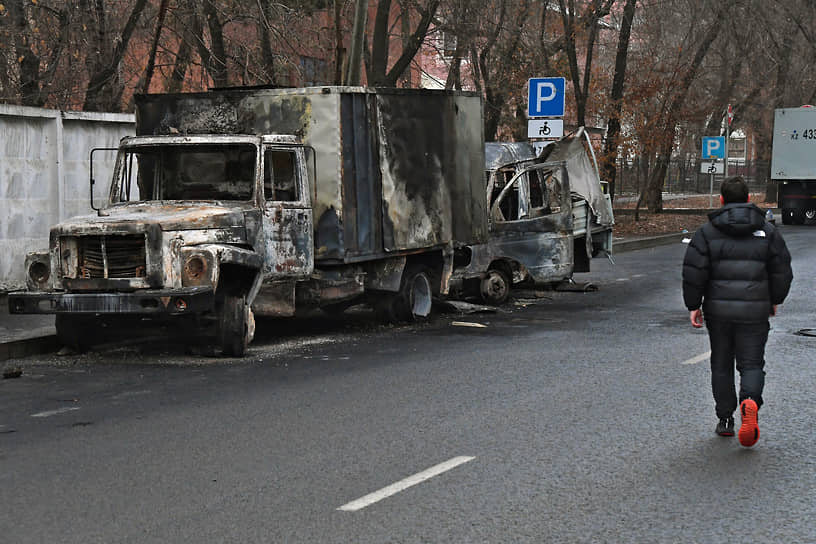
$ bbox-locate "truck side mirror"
[89,147,119,214]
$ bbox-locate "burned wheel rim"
[480,268,511,305]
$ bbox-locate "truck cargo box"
[135,87,488,262]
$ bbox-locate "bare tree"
[2,0,70,107]
[633,1,731,214]
[81,0,150,111]
[558,0,615,127]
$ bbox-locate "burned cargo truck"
[8,87,487,355]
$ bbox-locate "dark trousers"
[705,319,769,419]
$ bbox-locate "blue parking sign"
[528,77,565,117]
[702,136,725,159]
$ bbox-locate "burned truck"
[450,128,614,304]
[8,87,487,355]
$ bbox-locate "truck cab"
[10,133,311,356]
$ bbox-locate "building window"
[300,56,327,86]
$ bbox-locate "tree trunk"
[345,0,368,85]
[9,0,44,106]
[333,0,344,84]
[368,0,392,85]
[201,0,228,88]
[142,0,170,94]
[601,0,637,202]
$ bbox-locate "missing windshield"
[114,143,257,202]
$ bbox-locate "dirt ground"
[613,193,772,237]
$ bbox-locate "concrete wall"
[0,105,135,290]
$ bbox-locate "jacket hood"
[708,202,766,236]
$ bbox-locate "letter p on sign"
[702,136,725,159]
[528,77,565,118]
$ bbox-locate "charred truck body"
[9,87,487,355]
[772,107,816,224]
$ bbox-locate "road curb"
[1,335,60,363]
[613,232,689,253]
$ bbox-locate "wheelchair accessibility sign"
[527,119,564,139]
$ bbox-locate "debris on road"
[435,300,497,314]
[451,321,488,328]
[2,366,22,379]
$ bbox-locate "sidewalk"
[0,295,59,362]
[0,231,691,363]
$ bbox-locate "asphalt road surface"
[2,226,815,543]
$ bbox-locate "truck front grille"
[76,235,147,279]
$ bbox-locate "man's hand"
[690,308,704,328]
[770,304,778,317]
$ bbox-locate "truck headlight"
[25,252,51,291]
[184,256,207,281]
[181,248,217,287]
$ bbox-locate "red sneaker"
[738,399,760,447]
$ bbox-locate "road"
[1,226,815,543]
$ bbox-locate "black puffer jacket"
[682,202,793,322]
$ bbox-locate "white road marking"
[337,456,475,512]
[31,407,80,418]
[681,351,711,365]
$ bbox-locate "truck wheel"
[781,209,793,225]
[480,267,511,305]
[55,314,93,353]
[376,265,433,322]
[218,294,252,357]
[793,209,806,225]
[806,209,816,222]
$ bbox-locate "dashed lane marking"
[31,407,81,418]
[681,351,711,365]
[337,456,475,512]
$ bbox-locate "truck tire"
[806,209,816,222]
[480,267,511,305]
[55,314,93,353]
[376,265,433,322]
[781,209,794,225]
[793,209,806,225]
[218,294,251,357]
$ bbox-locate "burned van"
[450,129,614,304]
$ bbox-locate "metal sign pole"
[709,172,714,208]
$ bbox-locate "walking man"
[682,176,793,447]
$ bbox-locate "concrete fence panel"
[0,105,134,290]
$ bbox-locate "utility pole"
[344,0,368,85]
